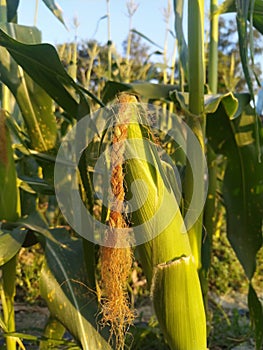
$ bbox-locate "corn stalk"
[124,0,138,83]
[185,0,205,269]
[208,0,218,94]
[0,9,18,350]
[106,0,112,79]
[0,109,20,350]
[201,0,219,308]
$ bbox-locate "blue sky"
[16,0,262,83]
[17,0,177,61]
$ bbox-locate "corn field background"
[0,0,263,349]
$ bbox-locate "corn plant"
[0,0,262,350]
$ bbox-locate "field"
[0,1,263,350]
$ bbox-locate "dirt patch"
[14,304,50,333]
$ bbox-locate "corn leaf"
[40,228,111,350]
[0,110,19,221]
[102,81,178,104]
[207,103,263,279]
[0,108,19,349]
[170,91,250,119]
[0,27,92,118]
[6,0,19,22]
[42,0,66,27]
[131,29,162,49]
[248,283,263,350]
[235,0,255,97]
[39,317,66,350]
[17,210,63,245]
[173,0,188,80]
[18,176,54,195]
[0,228,26,266]
[218,0,263,34]
[0,24,57,152]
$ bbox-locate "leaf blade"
[42,0,66,27]
[40,229,111,349]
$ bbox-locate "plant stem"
[201,145,217,313]
[186,0,205,269]
[2,85,10,110]
[67,42,77,82]
[163,0,171,86]
[208,0,218,94]
[0,0,7,22]
[1,256,17,350]
[34,0,39,27]
[201,0,219,311]
[188,0,205,118]
[106,0,112,79]
[162,0,171,124]
[0,72,20,350]
[169,38,177,114]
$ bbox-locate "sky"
[15,0,263,85]
[17,0,177,62]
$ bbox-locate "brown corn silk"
[100,94,136,349]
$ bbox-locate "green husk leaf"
[112,97,206,348]
[123,106,191,277]
[152,256,207,350]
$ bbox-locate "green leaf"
[219,2,262,162]
[0,111,19,222]
[207,104,263,279]
[248,283,263,350]
[39,317,66,350]
[0,24,57,152]
[42,0,66,27]
[1,254,17,349]
[218,0,263,34]
[131,29,162,49]
[235,0,255,97]
[17,210,63,245]
[173,0,188,79]
[204,93,238,118]
[18,176,54,195]
[0,27,79,117]
[102,81,178,104]
[170,91,250,119]
[6,0,19,22]
[0,227,26,266]
[40,228,112,349]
